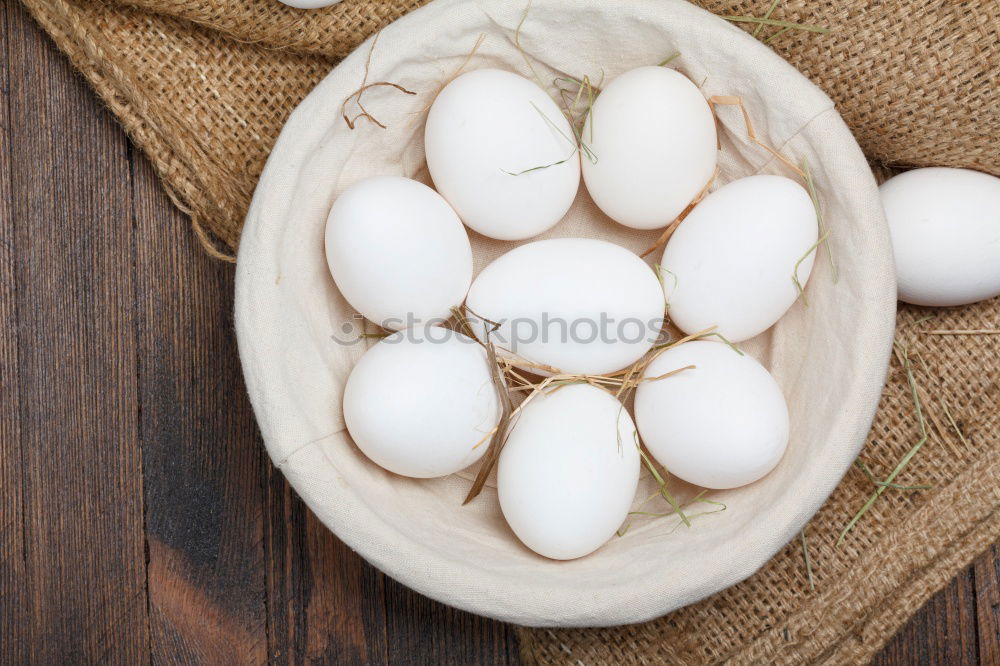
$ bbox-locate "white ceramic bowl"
[235,0,896,626]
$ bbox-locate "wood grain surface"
[0,2,995,663]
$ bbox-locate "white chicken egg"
[424,69,581,240]
[325,176,473,330]
[343,325,500,478]
[276,0,340,8]
[661,174,818,342]
[879,167,1000,307]
[464,238,665,375]
[581,66,718,230]
[635,341,789,489]
[498,384,640,560]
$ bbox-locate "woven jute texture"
[20,0,999,662]
[21,0,999,260]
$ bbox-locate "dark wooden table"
[1,2,995,663]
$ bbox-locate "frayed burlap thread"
[19,0,1000,663]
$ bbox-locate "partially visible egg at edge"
[880,167,1000,307]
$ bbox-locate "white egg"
[343,325,500,478]
[424,69,581,240]
[880,167,1000,307]
[581,66,718,230]
[634,341,789,489]
[276,0,340,8]
[325,176,473,330]
[498,384,639,560]
[464,238,665,375]
[661,175,818,342]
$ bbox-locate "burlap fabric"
[21,0,999,260]
[20,0,999,662]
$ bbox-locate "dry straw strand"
[501,102,584,175]
[553,74,600,158]
[765,26,793,44]
[912,353,972,462]
[461,314,516,505]
[928,329,1000,336]
[722,15,830,35]
[639,166,719,258]
[708,95,805,178]
[942,403,970,448]
[654,264,678,312]
[791,160,831,306]
[754,0,781,38]
[854,459,931,491]
[635,438,691,527]
[513,0,546,92]
[653,96,839,293]
[617,449,728,538]
[802,159,839,283]
[618,489,727,537]
[342,31,417,130]
[791,227,831,306]
[413,32,487,120]
[659,496,728,535]
[800,528,815,591]
[703,331,744,356]
[658,51,681,67]
[454,306,706,505]
[837,343,932,545]
[515,1,602,164]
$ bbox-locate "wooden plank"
[262,469,311,664]
[129,149,269,664]
[0,2,26,663]
[263,460,522,666]
[975,544,999,665]
[385,578,520,665]
[872,565,979,666]
[3,5,994,664]
[262,471,389,664]
[4,3,150,663]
